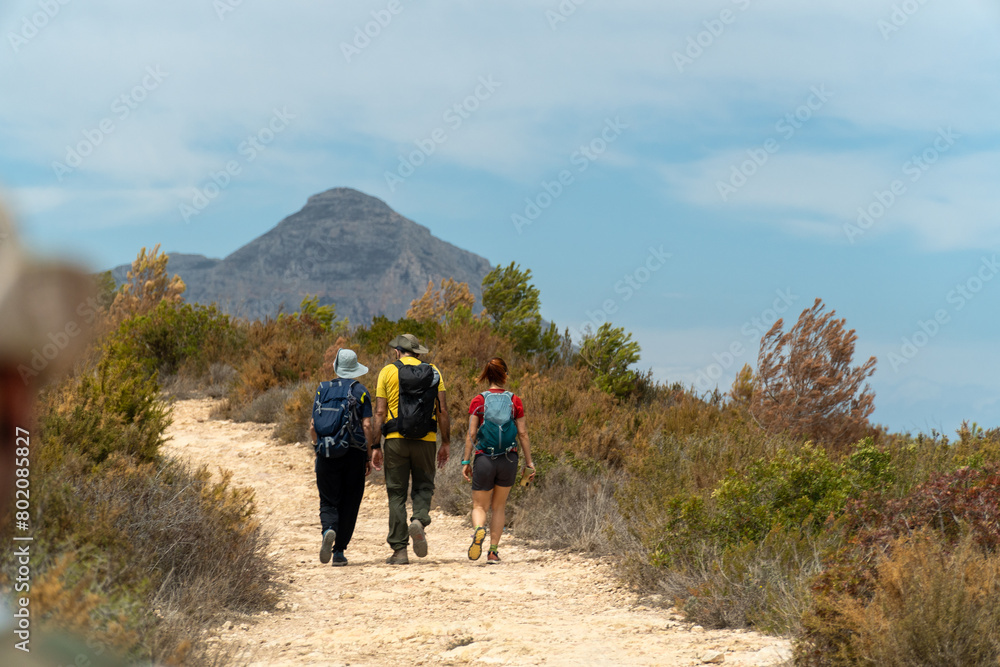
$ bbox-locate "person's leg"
[383,438,412,552]
[471,489,491,529]
[409,439,437,528]
[468,455,493,560]
[333,448,368,553]
[315,455,341,535]
[316,455,341,563]
[487,454,518,555]
[489,485,513,548]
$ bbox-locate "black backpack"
[382,360,440,439]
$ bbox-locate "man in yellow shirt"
[372,334,451,564]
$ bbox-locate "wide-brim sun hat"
[0,201,94,383]
[388,333,429,355]
[333,348,368,378]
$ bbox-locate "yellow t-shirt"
[376,356,446,441]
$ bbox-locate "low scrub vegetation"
[12,244,998,666]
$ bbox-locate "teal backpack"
[476,391,518,457]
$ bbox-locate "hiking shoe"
[319,529,336,564]
[487,549,501,564]
[386,548,409,565]
[468,526,487,561]
[408,520,428,558]
[331,551,348,567]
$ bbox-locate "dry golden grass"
[841,530,1000,666]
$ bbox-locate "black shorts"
[471,452,518,491]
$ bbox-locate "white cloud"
[660,145,1000,250]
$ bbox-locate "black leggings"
[315,447,367,552]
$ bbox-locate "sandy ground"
[163,398,792,667]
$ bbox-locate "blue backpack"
[312,380,363,458]
[475,391,518,457]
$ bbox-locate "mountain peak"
[114,188,491,324]
[305,187,391,210]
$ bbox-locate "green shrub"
[36,343,170,467]
[711,440,892,545]
[481,261,545,356]
[279,294,348,334]
[577,322,642,400]
[110,300,243,378]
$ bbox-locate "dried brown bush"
[752,298,876,451]
[110,244,185,323]
[842,530,1000,666]
[406,278,475,322]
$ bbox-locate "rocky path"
[164,399,792,667]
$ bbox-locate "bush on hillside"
[838,530,1000,667]
[36,341,170,467]
[406,278,475,323]
[796,465,1000,665]
[577,322,642,400]
[752,298,877,451]
[110,244,186,323]
[111,300,244,379]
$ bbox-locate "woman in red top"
[461,357,535,563]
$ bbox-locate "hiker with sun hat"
[371,333,451,565]
[310,347,375,567]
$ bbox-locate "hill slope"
[113,188,492,323]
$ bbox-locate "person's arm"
[462,414,479,482]
[436,389,451,468]
[362,416,373,476]
[308,417,316,444]
[372,397,387,470]
[516,416,535,479]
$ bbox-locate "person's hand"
[365,460,373,477]
[437,442,450,469]
[372,448,383,471]
[462,463,472,482]
[525,464,536,480]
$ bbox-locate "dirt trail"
[164,398,791,667]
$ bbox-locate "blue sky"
[2,0,999,434]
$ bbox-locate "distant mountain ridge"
[112,188,492,324]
